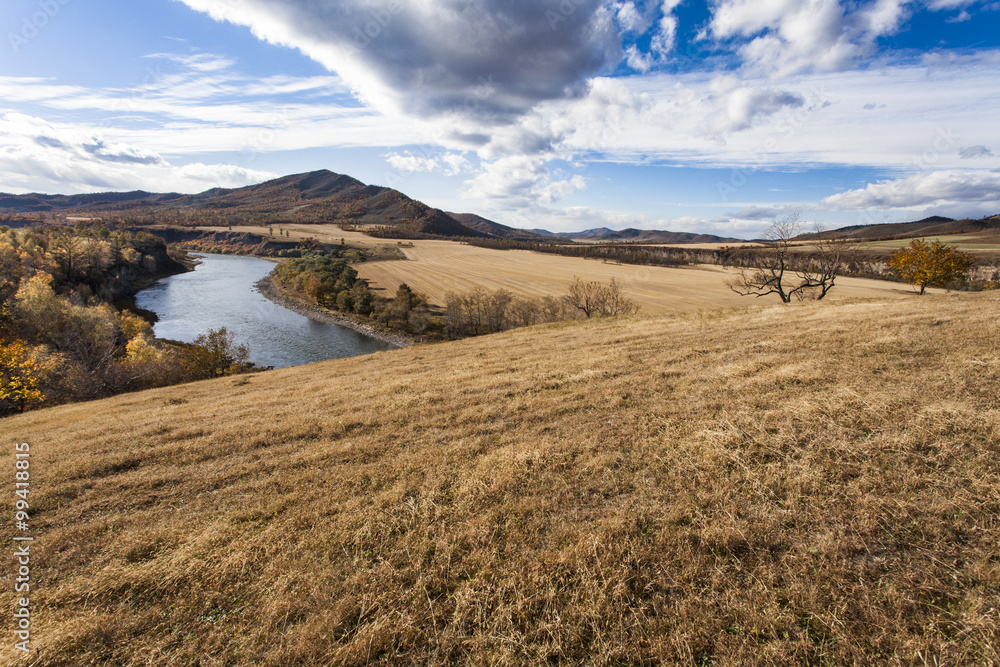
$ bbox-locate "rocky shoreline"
[255,277,413,349]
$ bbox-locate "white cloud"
[461,156,587,208]
[441,153,474,176]
[549,53,1000,173]
[0,56,426,158]
[0,112,276,194]
[924,0,974,9]
[625,45,655,72]
[707,75,805,133]
[143,52,236,72]
[959,145,994,159]
[820,169,1000,210]
[384,151,472,176]
[384,152,439,174]
[615,2,650,33]
[725,204,802,220]
[710,0,910,78]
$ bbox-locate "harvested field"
[355,241,926,313]
[198,225,936,313]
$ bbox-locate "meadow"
[1,291,997,665]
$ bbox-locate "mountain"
[0,170,489,239]
[528,227,738,243]
[801,215,1000,241]
[0,190,174,212]
[529,227,616,239]
[595,228,741,243]
[447,213,544,240]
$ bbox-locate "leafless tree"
[509,297,540,328]
[564,277,608,318]
[483,289,513,333]
[565,277,640,317]
[604,278,640,315]
[727,215,844,303]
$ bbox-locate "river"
[134,253,394,369]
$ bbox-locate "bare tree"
[509,298,541,327]
[483,289,513,333]
[564,277,639,317]
[799,233,847,300]
[728,215,843,303]
[564,277,608,318]
[604,277,640,315]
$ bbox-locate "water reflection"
[135,253,392,369]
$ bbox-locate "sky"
[1,0,999,237]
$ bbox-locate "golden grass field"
[200,225,927,313]
[2,292,998,665]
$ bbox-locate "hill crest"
[3,293,998,663]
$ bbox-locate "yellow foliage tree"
[0,340,45,414]
[888,239,975,294]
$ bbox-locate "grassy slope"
[2,294,999,665]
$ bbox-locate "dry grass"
[2,293,999,665]
[198,225,926,313]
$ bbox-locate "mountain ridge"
[3,171,996,244]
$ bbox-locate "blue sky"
[1,0,999,237]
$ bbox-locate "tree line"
[444,278,638,337]
[0,225,261,416]
[271,251,641,339]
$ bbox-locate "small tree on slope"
[888,238,974,295]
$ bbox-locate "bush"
[181,328,256,379]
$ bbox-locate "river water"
[135,253,393,369]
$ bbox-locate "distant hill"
[529,227,739,244]
[447,213,544,240]
[595,228,741,244]
[0,170,488,239]
[801,215,1000,241]
[529,227,615,239]
[0,190,174,212]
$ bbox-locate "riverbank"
[116,250,197,324]
[255,276,413,349]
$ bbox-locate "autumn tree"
[182,328,254,379]
[889,238,974,294]
[0,340,45,415]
